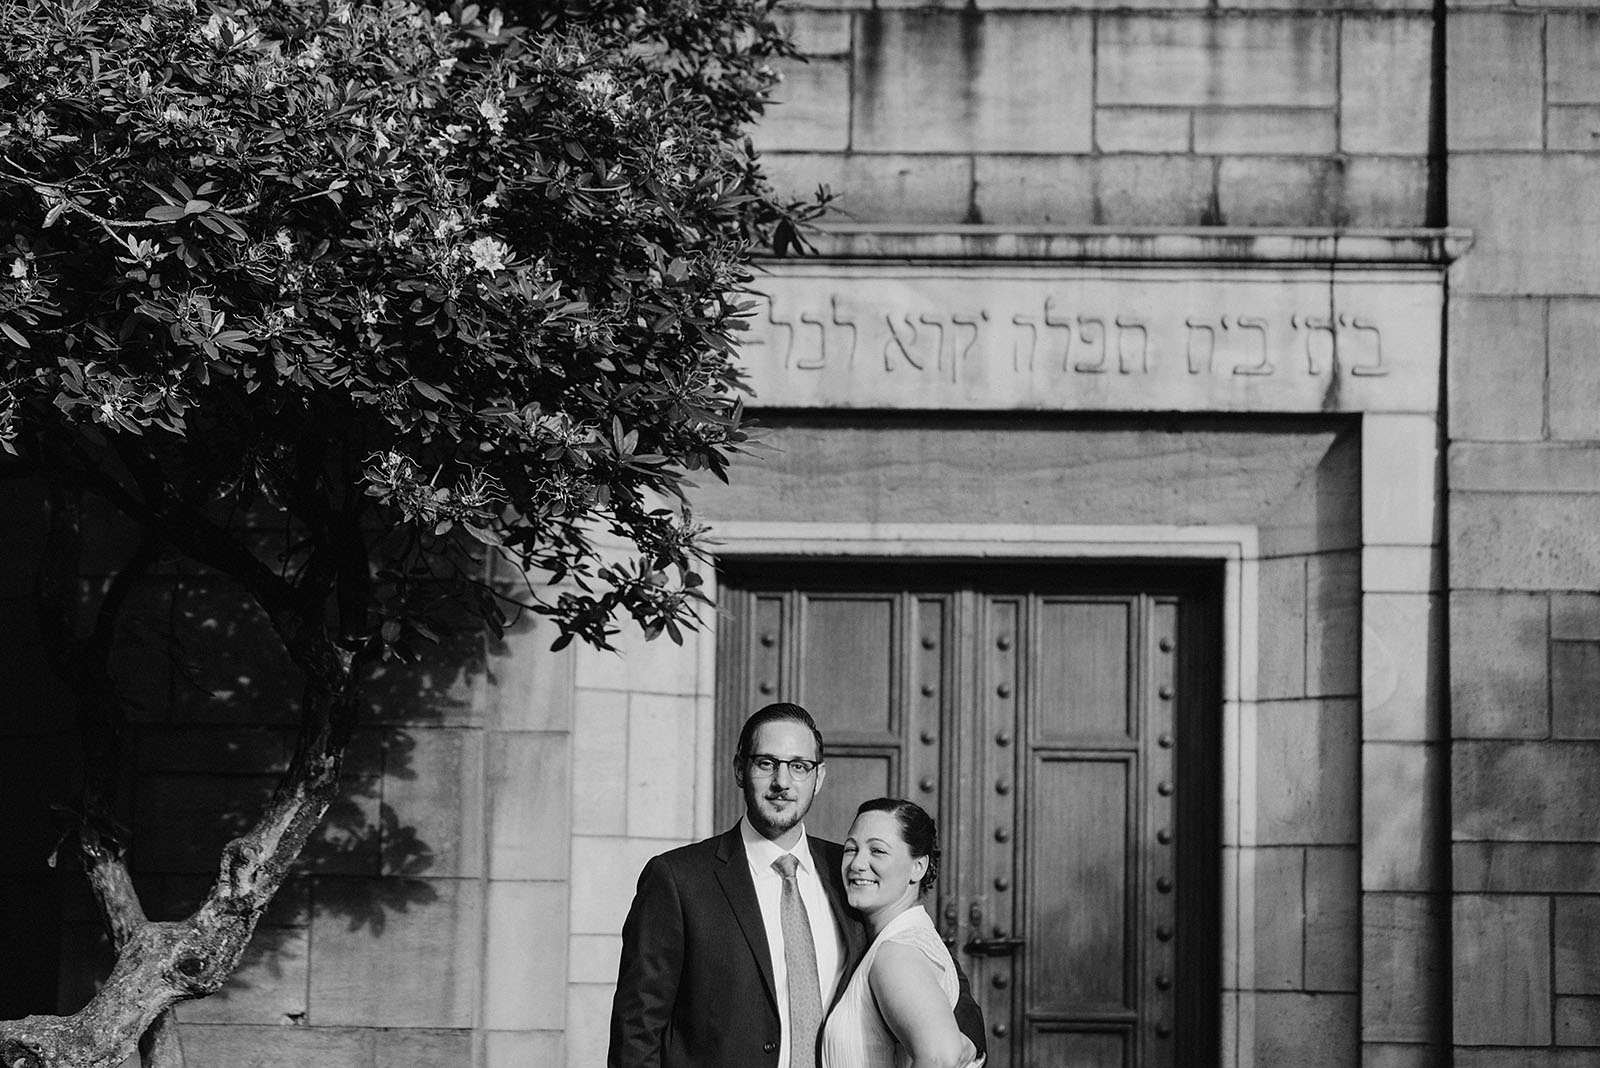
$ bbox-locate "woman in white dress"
[821,798,980,1068]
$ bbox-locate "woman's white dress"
[822,905,960,1068]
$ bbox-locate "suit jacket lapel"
[715,823,779,1011]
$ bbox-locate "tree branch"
[80,826,147,952]
[105,435,296,617]
[90,540,162,655]
[51,440,290,619]
[219,629,364,909]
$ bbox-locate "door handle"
[963,935,1026,957]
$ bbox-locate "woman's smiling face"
[841,809,927,918]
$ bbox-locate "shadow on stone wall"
[4,531,495,1026]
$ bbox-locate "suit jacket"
[608,823,986,1068]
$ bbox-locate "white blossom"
[433,211,464,239]
[262,305,298,337]
[578,70,632,119]
[468,236,511,273]
[478,95,506,135]
[9,258,26,280]
[294,37,325,68]
[578,71,618,100]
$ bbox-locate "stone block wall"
[565,620,713,1065]
[748,0,1600,1061]
[757,4,1436,227]
[1446,1,1600,1063]
[1248,531,1364,1064]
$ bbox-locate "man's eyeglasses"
[746,755,821,780]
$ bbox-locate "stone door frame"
[704,523,1256,1057]
[698,440,1441,1060]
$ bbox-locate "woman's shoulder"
[868,938,937,997]
[872,910,953,972]
[881,906,942,941]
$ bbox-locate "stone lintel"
[742,257,1445,413]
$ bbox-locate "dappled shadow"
[34,551,498,1018]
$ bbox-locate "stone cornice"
[758,224,1474,266]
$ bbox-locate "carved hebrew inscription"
[740,268,1442,412]
[755,294,1389,382]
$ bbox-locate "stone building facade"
[3,0,1599,1066]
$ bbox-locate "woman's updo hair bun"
[856,797,940,895]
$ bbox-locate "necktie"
[774,853,823,1068]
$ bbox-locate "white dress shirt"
[742,818,845,1068]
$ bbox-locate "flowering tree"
[0,0,818,1062]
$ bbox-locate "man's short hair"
[734,702,825,765]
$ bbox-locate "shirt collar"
[740,816,814,876]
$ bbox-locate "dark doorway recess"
[717,559,1224,1068]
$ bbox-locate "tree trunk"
[0,654,360,1068]
[79,828,185,1068]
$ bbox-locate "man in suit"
[608,702,985,1068]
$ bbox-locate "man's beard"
[745,781,806,837]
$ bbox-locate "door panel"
[800,594,896,738]
[716,563,1220,1068]
[1028,754,1132,1013]
[1030,1029,1129,1068]
[1035,599,1133,742]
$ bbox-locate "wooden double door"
[716,561,1222,1068]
